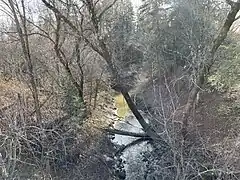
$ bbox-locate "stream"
[112,94,153,179]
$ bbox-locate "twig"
[103,128,150,138]
[115,137,153,156]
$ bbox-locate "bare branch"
[226,0,235,6]
[41,0,79,33]
[98,0,118,21]
[115,137,152,156]
[182,0,240,139]
[104,128,150,138]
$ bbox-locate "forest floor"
[0,77,118,179]
[0,76,239,142]
[0,78,29,107]
[192,86,240,171]
[194,87,240,142]
[1,76,240,178]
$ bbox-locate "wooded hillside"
[0,0,240,179]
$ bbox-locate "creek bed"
[112,94,152,179]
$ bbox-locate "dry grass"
[0,78,29,107]
[0,77,117,179]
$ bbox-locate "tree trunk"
[182,0,240,138]
[9,0,42,123]
[54,14,84,101]
[41,0,168,145]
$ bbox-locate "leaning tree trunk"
[181,0,240,139]
[41,0,166,143]
[98,40,167,143]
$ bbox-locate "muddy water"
[114,94,129,118]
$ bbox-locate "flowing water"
[113,94,152,179]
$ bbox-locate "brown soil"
[193,89,240,143]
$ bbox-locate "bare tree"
[41,0,240,145]
[41,0,168,145]
[7,0,42,122]
[181,0,240,139]
[54,13,85,101]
